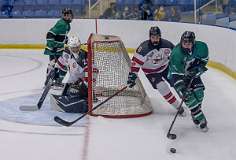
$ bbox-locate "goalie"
[50,35,98,113]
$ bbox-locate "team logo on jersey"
[72,62,77,69]
[164,49,170,56]
[149,49,162,64]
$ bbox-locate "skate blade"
[178,112,187,117]
[194,124,209,132]
[200,127,209,132]
[19,105,39,111]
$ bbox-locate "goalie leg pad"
[50,94,88,113]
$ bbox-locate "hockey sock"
[156,81,180,109]
[190,105,206,122]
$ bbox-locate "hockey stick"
[54,86,128,127]
[19,69,56,111]
[167,78,194,140]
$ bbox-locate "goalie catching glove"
[127,72,137,88]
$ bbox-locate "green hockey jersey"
[44,19,71,56]
[168,41,209,86]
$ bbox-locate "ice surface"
[0,49,235,160]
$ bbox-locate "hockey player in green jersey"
[168,31,209,132]
[44,8,73,86]
[44,8,73,58]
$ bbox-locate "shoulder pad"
[194,41,209,60]
[136,40,149,56]
[160,39,175,49]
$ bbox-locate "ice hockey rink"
[0,49,236,160]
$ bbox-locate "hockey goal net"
[86,34,152,118]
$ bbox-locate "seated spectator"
[130,6,141,20]
[222,0,230,15]
[100,2,121,19]
[168,6,181,22]
[138,0,154,20]
[122,6,132,19]
[154,6,166,21]
[1,0,14,18]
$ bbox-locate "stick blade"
[54,116,72,127]
[19,105,39,111]
[167,133,177,140]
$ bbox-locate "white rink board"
[0,19,235,71]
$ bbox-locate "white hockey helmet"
[68,36,81,53]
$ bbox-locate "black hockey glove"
[175,80,191,99]
[127,72,137,88]
[187,65,208,78]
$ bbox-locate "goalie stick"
[19,69,56,111]
[54,86,128,127]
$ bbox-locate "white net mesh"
[88,34,152,118]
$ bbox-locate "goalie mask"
[68,36,81,54]
[149,26,161,46]
[180,31,195,54]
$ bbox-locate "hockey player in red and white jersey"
[50,35,98,113]
[127,26,185,116]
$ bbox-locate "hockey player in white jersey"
[127,26,185,116]
[51,36,92,113]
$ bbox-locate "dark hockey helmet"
[149,26,161,46]
[149,26,161,37]
[180,31,195,54]
[181,31,195,44]
[62,8,73,16]
[62,8,73,23]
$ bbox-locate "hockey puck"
[170,148,176,153]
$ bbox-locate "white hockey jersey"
[131,39,174,74]
[56,47,87,83]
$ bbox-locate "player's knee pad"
[193,87,204,103]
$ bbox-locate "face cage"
[70,46,81,54]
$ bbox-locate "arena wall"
[0,19,235,78]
